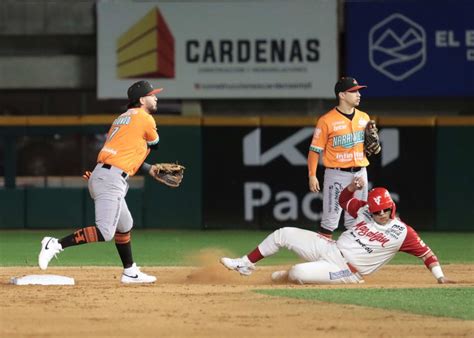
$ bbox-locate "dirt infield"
[0,263,473,338]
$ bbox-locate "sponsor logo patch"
[329,269,352,280]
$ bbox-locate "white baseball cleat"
[38,237,63,270]
[271,270,289,282]
[121,263,157,284]
[220,256,256,276]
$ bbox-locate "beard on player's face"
[147,102,157,114]
[143,97,157,114]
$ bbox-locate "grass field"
[0,230,473,266]
[257,288,474,320]
[1,230,473,323]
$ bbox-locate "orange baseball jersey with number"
[97,108,159,175]
[309,108,370,168]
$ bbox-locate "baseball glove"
[152,163,186,188]
[364,120,381,157]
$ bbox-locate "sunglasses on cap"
[372,208,391,216]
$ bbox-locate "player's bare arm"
[308,150,320,192]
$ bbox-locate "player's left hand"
[348,177,364,191]
[149,163,185,188]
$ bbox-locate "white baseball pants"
[258,227,362,284]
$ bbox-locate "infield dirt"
[1,256,473,337]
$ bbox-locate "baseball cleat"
[271,270,289,282]
[220,256,256,276]
[121,263,157,284]
[38,237,63,270]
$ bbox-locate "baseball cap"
[127,80,163,102]
[334,77,367,96]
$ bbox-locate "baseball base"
[10,274,75,285]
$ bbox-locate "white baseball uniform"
[257,205,431,284]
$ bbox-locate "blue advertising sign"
[345,1,474,97]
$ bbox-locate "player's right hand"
[437,277,456,284]
[82,171,92,181]
[309,176,320,192]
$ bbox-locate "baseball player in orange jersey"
[38,80,165,283]
[308,77,377,237]
[221,177,455,285]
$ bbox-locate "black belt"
[102,163,128,178]
[328,167,362,173]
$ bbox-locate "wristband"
[423,253,439,268]
[431,265,444,280]
[140,162,152,174]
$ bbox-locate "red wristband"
[424,254,439,268]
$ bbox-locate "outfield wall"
[0,116,473,231]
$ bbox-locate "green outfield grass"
[256,288,474,320]
[0,230,473,267]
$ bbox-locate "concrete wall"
[0,1,95,35]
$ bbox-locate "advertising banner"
[345,0,474,97]
[368,126,436,230]
[203,124,436,230]
[97,0,337,99]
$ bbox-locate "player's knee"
[288,265,306,285]
[117,222,133,234]
[279,227,293,235]
[96,226,114,241]
[275,227,297,240]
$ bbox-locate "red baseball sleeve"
[399,225,431,257]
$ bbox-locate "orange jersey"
[309,108,371,168]
[97,108,159,176]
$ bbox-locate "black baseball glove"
[364,120,381,157]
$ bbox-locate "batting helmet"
[367,187,396,218]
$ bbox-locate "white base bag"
[11,274,75,286]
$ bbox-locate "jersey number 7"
[107,126,120,142]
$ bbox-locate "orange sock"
[114,231,131,244]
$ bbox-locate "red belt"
[346,262,359,274]
[340,251,359,274]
